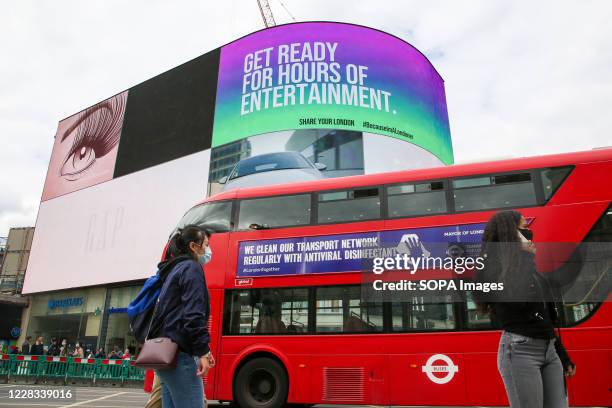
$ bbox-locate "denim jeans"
[155,352,205,408]
[498,331,568,408]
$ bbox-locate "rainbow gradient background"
[213,22,453,164]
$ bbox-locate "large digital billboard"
[24,22,453,294]
[213,22,452,164]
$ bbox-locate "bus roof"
[203,148,612,204]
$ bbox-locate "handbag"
[135,279,179,369]
[135,335,178,369]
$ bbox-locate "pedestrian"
[59,339,68,357]
[72,342,84,358]
[94,348,106,359]
[30,336,44,355]
[21,336,31,355]
[47,338,60,356]
[122,348,131,360]
[144,371,162,408]
[475,210,576,407]
[150,225,214,408]
[109,346,120,359]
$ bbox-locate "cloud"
[1,0,611,235]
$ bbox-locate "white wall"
[23,150,210,294]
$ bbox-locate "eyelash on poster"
[59,94,126,177]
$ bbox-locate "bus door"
[204,229,232,400]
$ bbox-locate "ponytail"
[165,224,205,260]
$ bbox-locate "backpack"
[128,255,189,343]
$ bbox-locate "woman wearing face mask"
[149,224,214,408]
[72,342,84,358]
[475,210,576,407]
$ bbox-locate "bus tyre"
[234,357,288,408]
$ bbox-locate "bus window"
[223,288,309,335]
[224,290,256,334]
[453,172,537,212]
[561,204,611,326]
[464,292,494,329]
[387,181,447,218]
[174,201,233,233]
[238,194,311,230]
[540,166,573,201]
[315,286,383,333]
[317,188,380,224]
[280,288,309,333]
[564,303,599,325]
[391,296,456,331]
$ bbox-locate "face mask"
[519,228,533,241]
[198,247,212,266]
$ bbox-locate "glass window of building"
[101,286,142,357]
[26,287,106,356]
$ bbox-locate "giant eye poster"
[42,91,128,201]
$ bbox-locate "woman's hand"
[521,240,537,254]
[196,355,211,377]
[207,352,216,368]
[565,363,576,377]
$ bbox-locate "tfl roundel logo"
[421,354,459,384]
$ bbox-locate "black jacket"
[47,343,60,356]
[476,249,564,337]
[30,343,44,356]
[475,248,578,367]
[151,258,211,357]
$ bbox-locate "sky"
[1,0,611,236]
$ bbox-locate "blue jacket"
[152,258,210,357]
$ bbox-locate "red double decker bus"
[173,148,611,407]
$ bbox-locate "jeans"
[155,352,205,408]
[498,331,568,408]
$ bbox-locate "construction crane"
[257,0,276,27]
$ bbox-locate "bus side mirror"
[314,162,326,171]
[219,176,228,184]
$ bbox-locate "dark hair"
[477,210,523,313]
[481,210,523,278]
[166,224,210,260]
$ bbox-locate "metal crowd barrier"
[0,354,145,386]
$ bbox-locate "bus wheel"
[234,357,288,408]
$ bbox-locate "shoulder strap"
[144,261,187,340]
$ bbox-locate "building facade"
[21,22,454,354]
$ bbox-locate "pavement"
[0,384,597,408]
[0,384,148,407]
